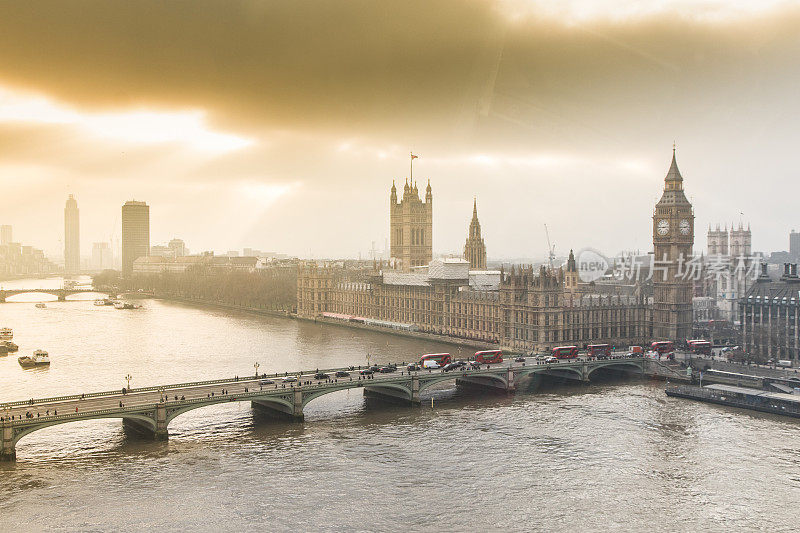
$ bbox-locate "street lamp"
[125,373,132,391]
[254,362,260,378]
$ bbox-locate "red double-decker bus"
[552,346,579,359]
[650,341,675,355]
[587,344,612,359]
[474,350,503,364]
[688,339,712,355]
[420,353,452,368]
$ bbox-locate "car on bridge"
[407,363,420,371]
[515,356,526,363]
[359,369,374,376]
[260,379,275,385]
[335,371,350,377]
[544,356,558,364]
[442,363,462,372]
[314,372,330,380]
[379,365,396,373]
[282,376,298,383]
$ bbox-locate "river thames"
[1,278,799,532]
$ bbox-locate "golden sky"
[1,0,799,260]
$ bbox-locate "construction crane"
[544,224,556,268]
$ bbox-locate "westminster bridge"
[1,356,645,461]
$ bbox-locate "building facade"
[121,200,150,277]
[707,224,729,256]
[652,149,694,341]
[740,263,800,362]
[297,258,652,352]
[790,231,800,260]
[390,179,432,271]
[169,238,187,257]
[463,199,487,270]
[0,225,11,246]
[64,194,80,274]
[91,242,113,270]
[705,222,754,323]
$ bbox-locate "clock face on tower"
[657,219,670,236]
[680,219,691,235]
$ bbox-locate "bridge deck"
[2,356,643,422]
[1,356,644,460]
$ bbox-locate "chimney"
[761,262,768,277]
[784,263,791,277]
[792,263,798,278]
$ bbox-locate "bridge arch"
[517,366,585,382]
[11,412,157,448]
[357,382,414,404]
[586,361,643,381]
[63,291,109,301]
[419,371,508,394]
[164,395,294,426]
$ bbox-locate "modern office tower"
[791,230,800,260]
[168,238,187,257]
[121,200,150,276]
[64,194,80,274]
[92,242,113,270]
[0,225,11,246]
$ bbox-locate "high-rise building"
[652,148,694,341]
[121,200,150,276]
[168,238,187,257]
[790,230,800,260]
[0,225,11,246]
[389,179,432,271]
[91,242,113,270]
[64,194,80,274]
[463,199,487,270]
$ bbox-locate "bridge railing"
[1,357,644,411]
[0,361,410,409]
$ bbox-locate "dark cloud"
[1,1,800,257]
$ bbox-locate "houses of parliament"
[297,151,694,352]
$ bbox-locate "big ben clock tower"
[653,147,694,342]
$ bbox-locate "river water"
[1,278,799,532]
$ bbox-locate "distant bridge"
[0,288,150,302]
[0,288,110,302]
[0,356,645,461]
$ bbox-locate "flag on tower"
[411,153,419,160]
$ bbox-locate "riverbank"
[149,294,294,320]
[296,315,498,351]
[150,293,497,351]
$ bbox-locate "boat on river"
[0,327,12,340]
[1,340,18,352]
[18,350,50,368]
[35,303,47,309]
[114,301,141,310]
[94,298,115,306]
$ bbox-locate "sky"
[1,0,799,262]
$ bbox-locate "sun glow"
[498,0,796,23]
[0,86,253,153]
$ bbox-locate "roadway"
[2,354,641,421]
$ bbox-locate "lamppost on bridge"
[254,362,260,378]
[125,374,132,392]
